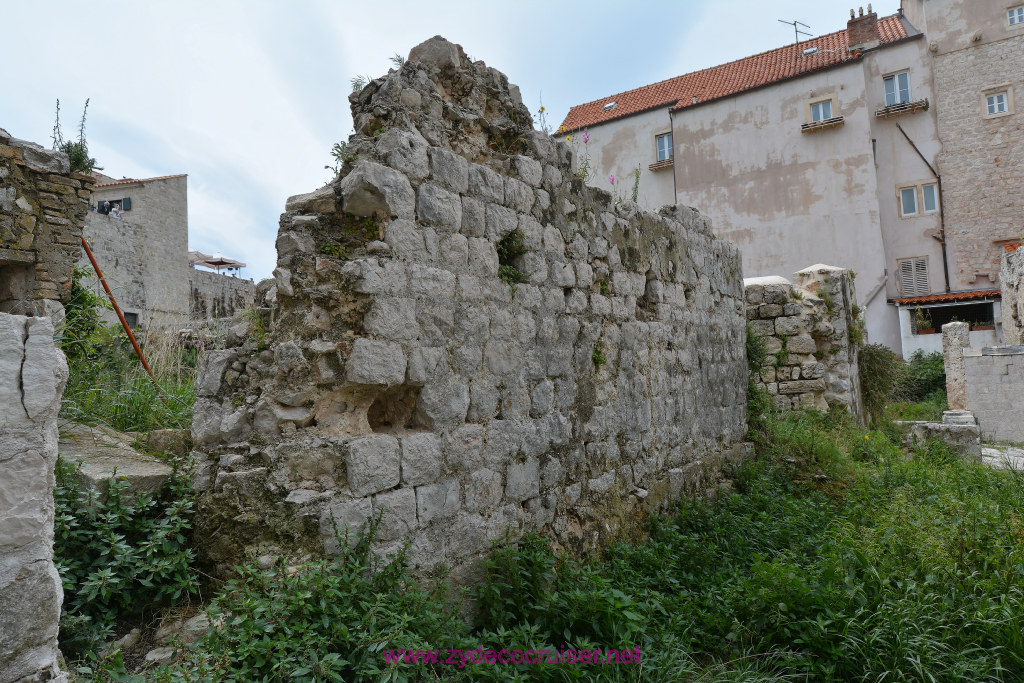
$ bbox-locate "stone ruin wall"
[1001,247,1023,345]
[745,265,863,418]
[190,37,749,582]
[1,128,93,320]
[188,267,256,321]
[0,315,69,682]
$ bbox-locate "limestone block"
[774,316,803,336]
[286,186,337,214]
[910,422,981,461]
[373,487,417,540]
[416,479,460,525]
[416,182,462,230]
[320,498,372,552]
[408,263,456,298]
[346,338,406,385]
[469,163,504,203]
[339,161,415,218]
[461,196,485,237]
[376,128,430,181]
[505,458,540,501]
[408,35,461,70]
[778,379,826,394]
[400,433,442,486]
[346,435,400,496]
[513,155,542,187]
[196,349,237,397]
[419,378,470,425]
[428,147,469,193]
[465,468,503,512]
[364,297,419,340]
[787,335,817,354]
[504,177,534,213]
[759,303,783,318]
[485,202,517,240]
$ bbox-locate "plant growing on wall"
[497,230,527,287]
[51,99,100,174]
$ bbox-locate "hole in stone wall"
[0,263,33,314]
[367,385,428,433]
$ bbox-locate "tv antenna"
[778,19,812,47]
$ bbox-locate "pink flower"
[609,174,615,185]
[582,129,590,143]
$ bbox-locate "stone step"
[58,422,173,497]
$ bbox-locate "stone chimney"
[848,4,880,51]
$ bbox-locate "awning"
[889,289,999,306]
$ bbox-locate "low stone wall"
[0,314,69,682]
[190,36,749,582]
[1,128,92,319]
[1001,246,1023,345]
[745,265,863,418]
[964,345,1024,443]
[188,267,255,320]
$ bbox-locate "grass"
[62,408,1014,682]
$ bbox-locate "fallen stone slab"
[981,445,1024,471]
[59,423,173,497]
[909,422,982,461]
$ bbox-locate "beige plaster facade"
[569,2,1020,356]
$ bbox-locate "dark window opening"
[913,302,994,335]
[367,385,427,433]
[123,312,139,328]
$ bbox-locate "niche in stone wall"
[313,383,428,436]
[0,261,33,313]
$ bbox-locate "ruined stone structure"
[0,128,92,320]
[191,37,748,580]
[1001,245,1023,345]
[745,266,863,418]
[0,314,69,682]
[942,320,1024,444]
[188,267,255,321]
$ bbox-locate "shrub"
[897,349,946,401]
[858,343,903,424]
[157,522,466,682]
[54,458,198,660]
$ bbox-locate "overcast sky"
[2,0,899,280]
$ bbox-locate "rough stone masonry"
[191,36,748,581]
[0,314,69,683]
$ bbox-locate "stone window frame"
[883,70,912,107]
[654,131,673,163]
[805,94,837,124]
[1007,4,1024,28]
[897,180,940,218]
[981,84,1014,119]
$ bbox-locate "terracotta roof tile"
[890,289,1000,306]
[94,173,187,188]
[559,14,909,132]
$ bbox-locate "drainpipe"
[895,121,951,293]
[669,107,678,206]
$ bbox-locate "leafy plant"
[592,345,607,369]
[319,241,350,259]
[897,349,946,401]
[55,458,198,660]
[496,230,527,287]
[599,279,610,296]
[52,98,100,174]
[241,307,269,350]
[773,338,790,368]
[324,141,357,177]
[858,343,903,424]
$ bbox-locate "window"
[898,257,929,296]
[921,183,938,213]
[1010,6,1024,25]
[123,312,139,328]
[655,133,673,162]
[899,187,918,216]
[884,72,911,106]
[810,99,833,122]
[987,92,1008,115]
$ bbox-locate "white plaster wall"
[565,108,676,210]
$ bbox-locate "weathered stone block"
[778,379,826,394]
[339,161,415,218]
[401,433,442,486]
[416,479,460,524]
[417,182,462,230]
[465,468,503,512]
[505,458,540,501]
[346,435,400,496]
[346,338,406,385]
[373,487,417,540]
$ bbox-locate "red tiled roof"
[94,173,187,188]
[890,289,1000,306]
[559,14,910,132]
[1004,242,1021,253]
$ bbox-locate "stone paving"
[981,444,1024,471]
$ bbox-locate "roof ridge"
[560,13,905,132]
[94,173,187,187]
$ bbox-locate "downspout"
[669,107,678,206]
[895,121,951,292]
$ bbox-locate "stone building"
[1,128,93,320]
[82,173,254,327]
[560,0,1022,357]
[190,37,749,583]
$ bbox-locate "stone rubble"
[190,36,750,583]
[745,265,864,417]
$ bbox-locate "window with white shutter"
[898,257,929,296]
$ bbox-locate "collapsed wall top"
[191,36,748,582]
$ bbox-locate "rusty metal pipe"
[79,236,167,405]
